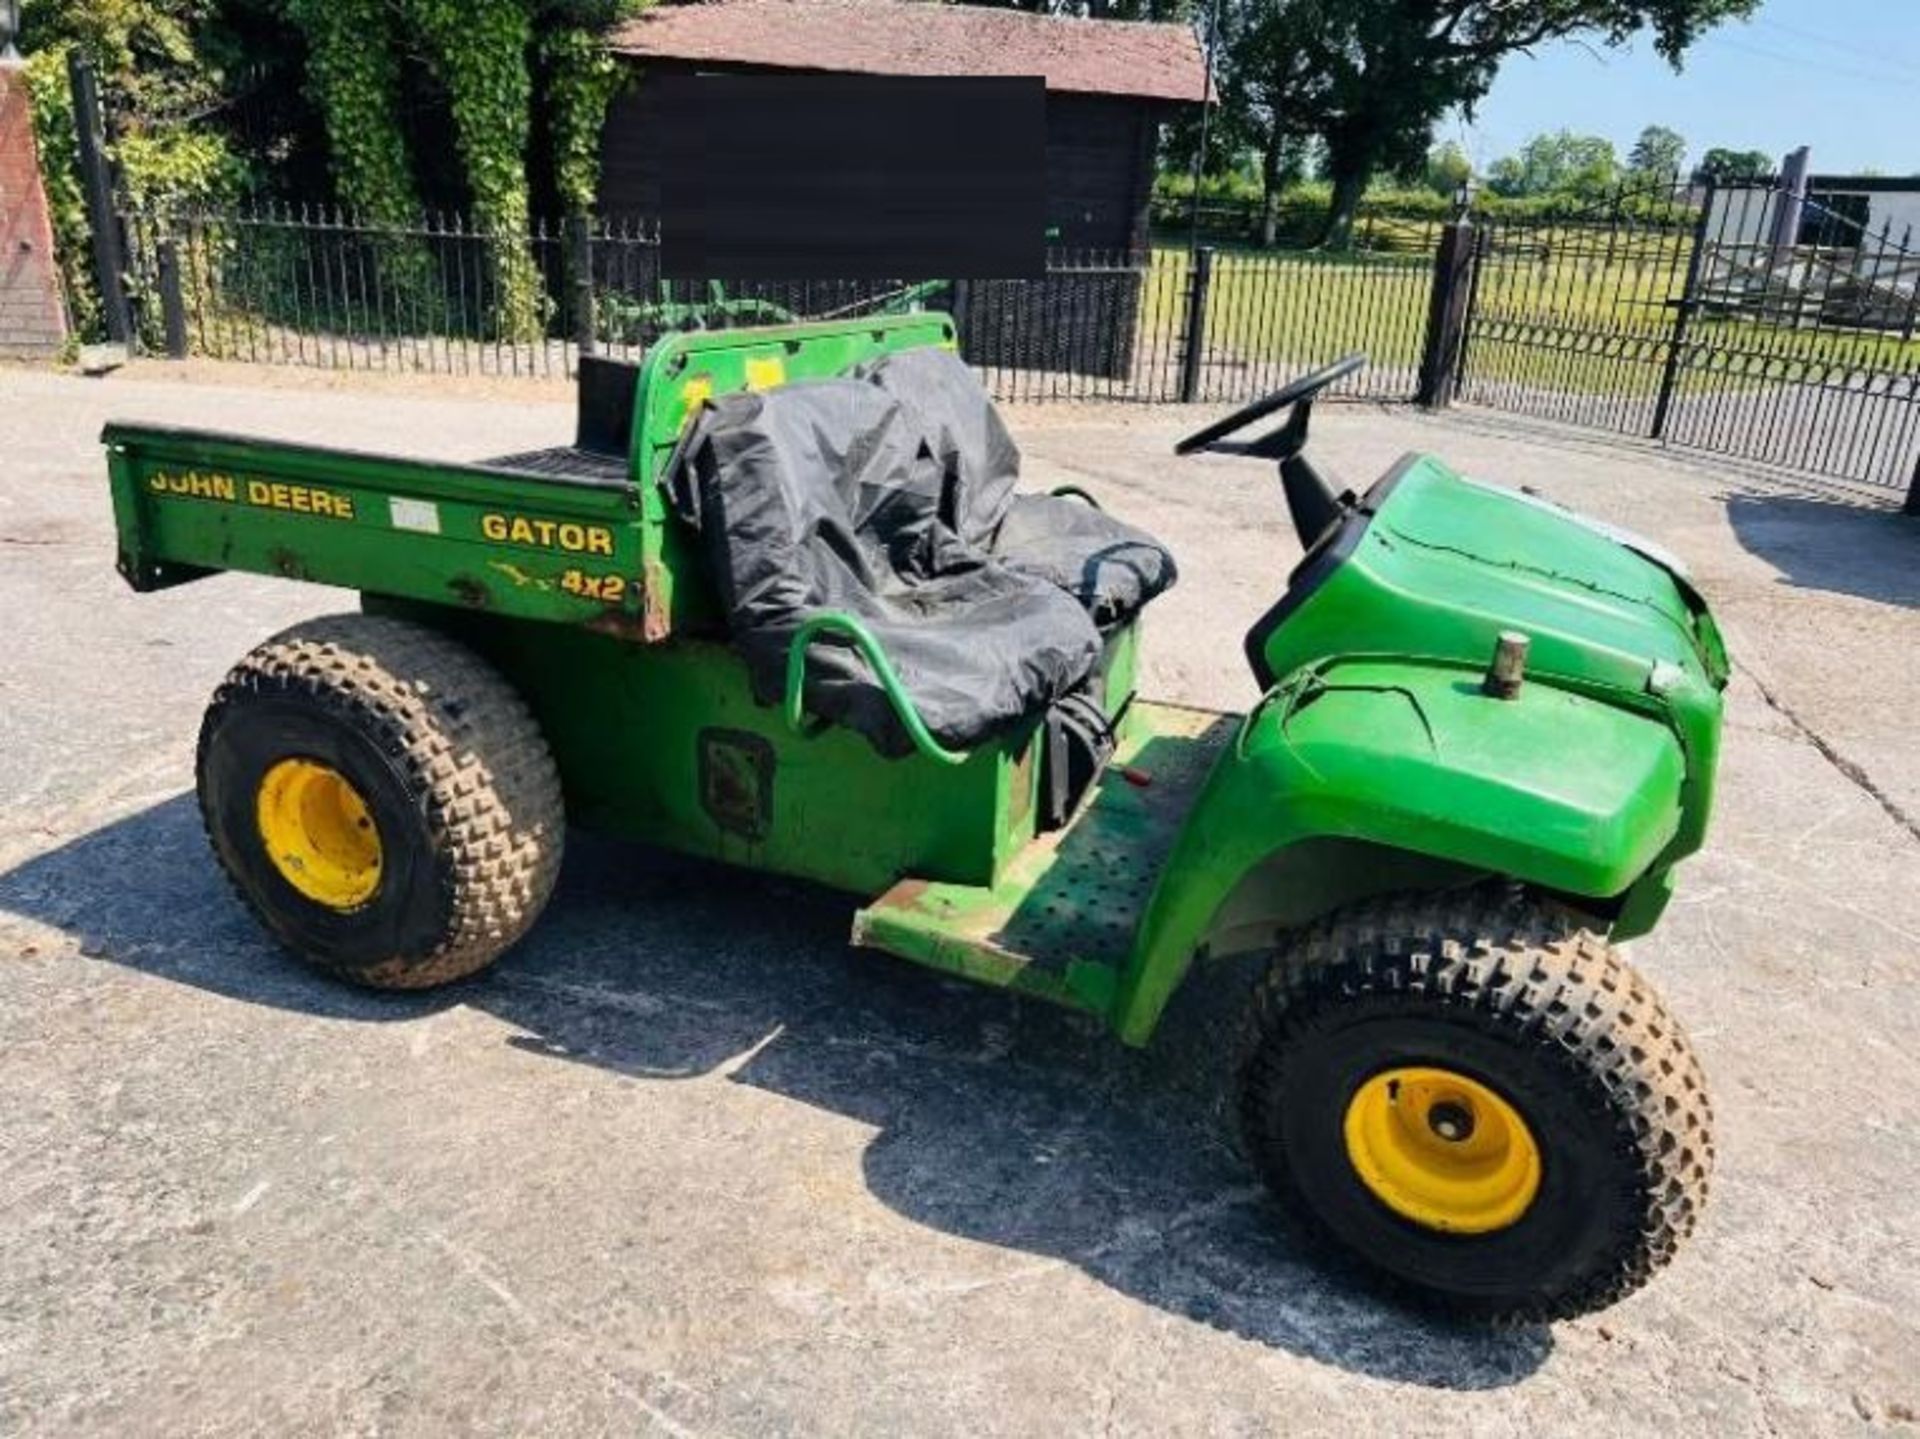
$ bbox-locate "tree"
[276,0,649,339]
[18,0,245,206]
[1424,141,1473,197]
[1206,0,1324,242]
[1698,146,1775,182]
[18,0,247,341]
[1226,0,1759,245]
[1628,124,1687,178]
[1486,130,1620,198]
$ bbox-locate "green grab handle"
[1049,484,1103,509]
[784,611,969,766]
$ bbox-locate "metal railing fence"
[113,205,1439,408]
[88,193,1920,502]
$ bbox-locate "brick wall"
[0,64,69,358]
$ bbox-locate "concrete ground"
[1,361,1916,1435]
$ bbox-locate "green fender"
[1109,657,1687,1045]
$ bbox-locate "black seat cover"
[851,346,1177,626]
[990,492,1178,628]
[667,379,1101,756]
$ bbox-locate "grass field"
[1140,241,1920,405]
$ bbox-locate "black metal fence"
[112,204,1436,407]
[119,208,930,381]
[1456,176,1920,495]
[86,187,1920,503]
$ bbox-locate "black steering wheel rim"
[1174,352,1368,455]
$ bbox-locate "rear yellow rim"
[255,758,383,911]
[1343,1066,1541,1234]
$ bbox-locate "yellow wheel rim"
[255,758,383,911]
[1343,1066,1542,1234]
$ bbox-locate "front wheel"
[1237,889,1712,1323]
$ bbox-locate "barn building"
[596,0,1207,376]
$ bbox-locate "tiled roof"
[608,0,1208,103]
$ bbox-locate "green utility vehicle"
[105,315,1724,1323]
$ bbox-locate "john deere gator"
[105,316,1725,1322]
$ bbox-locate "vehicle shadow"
[1725,490,1919,608]
[0,794,1553,1390]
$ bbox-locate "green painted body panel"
[103,318,1726,1047]
[1110,658,1687,1043]
[104,427,648,627]
[1097,456,1728,1043]
[852,702,1234,1016]
[104,313,959,640]
[370,600,1047,894]
[1609,865,1678,943]
[363,599,1141,900]
[1259,456,1725,870]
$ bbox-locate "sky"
[1445,0,1920,179]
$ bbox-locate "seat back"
[850,346,1021,548]
[575,355,642,457]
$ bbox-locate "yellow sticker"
[680,375,714,431]
[560,568,627,603]
[244,480,356,520]
[744,356,786,391]
[480,513,616,556]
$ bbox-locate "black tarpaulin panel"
[851,347,1178,626]
[667,378,1102,756]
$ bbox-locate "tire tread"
[198,614,564,987]
[1238,887,1713,1323]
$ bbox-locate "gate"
[1459,176,1920,495]
[52,42,1920,501]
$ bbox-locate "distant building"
[595,0,1208,378]
[600,0,1208,253]
[1701,161,1920,332]
[1803,176,1920,252]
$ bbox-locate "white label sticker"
[388,497,441,535]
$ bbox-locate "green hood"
[1250,451,1726,873]
[1256,454,1725,698]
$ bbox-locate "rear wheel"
[197,614,564,988]
[1237,888,1712,1323]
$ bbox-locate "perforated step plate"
[852,701,1237,1015]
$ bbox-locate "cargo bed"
[103,313,961,638]
[105,422,651,630]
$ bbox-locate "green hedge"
[1154,174,1695,233]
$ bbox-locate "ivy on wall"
[400,0,544,340]
[282,0,420,226]
[281,0,642,339]
[542,21,628,215]
[22,0,644,346]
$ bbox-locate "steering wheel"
[1174,353,1368,457]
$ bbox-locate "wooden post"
[67,52,133,348]
[950,278,971,357]
[1417,221,1479,408]
[568,213,596,359]
[156,234,188,358]
[1178,245,1214,404]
